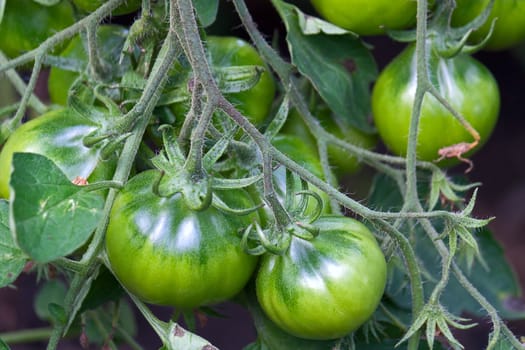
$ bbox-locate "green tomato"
[72,0,141,15]
[452,0,525,51]
[48,25,129,106]
[272,134,332,215]
[283,107,377,176]
[256,216,387,340]
[310,0,416,36]
[172,36,276,127]
[371,45,499,163]
[0,108,116,199]
[105,170,259,309]
[0,0,74,58]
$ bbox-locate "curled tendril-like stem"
[241,222,292,256]
[211,193,263,216]
[288,221,319,241]
[293,190,323,223]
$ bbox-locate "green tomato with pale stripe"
[256,216,387,340]
[105,170,259,309]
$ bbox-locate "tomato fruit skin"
[48,25,129,106]
[452,0,525,51]
[105,170,259,309]
[310,0,416,36]
[0,108,116,199]
[256,216,387,340]
[0,0,74,58]
[72,0,141,15]
[371,45,499,163]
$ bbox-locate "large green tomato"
[0,108,116,199]
[310,0,416,36]
[105,170,259,309]
[256,216,387,340]
[0,0,74,58]
[47,25,129,106]
[283,107,377,176]
[452,0,525,50]
[371,45,499,163]
[72,0,141,15]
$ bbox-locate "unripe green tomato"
[0,0,74,58]
[72,0,141,15]
[310,0,416,36]
[256,216,387,340]
[47,25,129,106]
[0,108,116,199]
[452,0,525,51]
[105,170,260,309]
[371,45,499,163]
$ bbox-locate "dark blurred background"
[1,1,525,349]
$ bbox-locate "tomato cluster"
[0,0,513,345]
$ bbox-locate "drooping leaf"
[193,0,219,28]
[0,199,27,287]
[273,0,377,132]
[10,153,104,263]
[368,174,525,320]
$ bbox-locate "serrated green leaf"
[10,153,104,263]
[368,174,525,320]
[0,200,26,287]
[273,0,377,132]
[193,0,218,27]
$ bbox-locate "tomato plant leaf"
[296,10,355,36]
[368,174,525,320]
[164,321,217,350]
[193,0,219,28]
[0,199,26,288]
[273,0,377,132]
[79,266,124,313]
[0,338,9,350]
[34,280,67,322]
[10,153,104,263]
